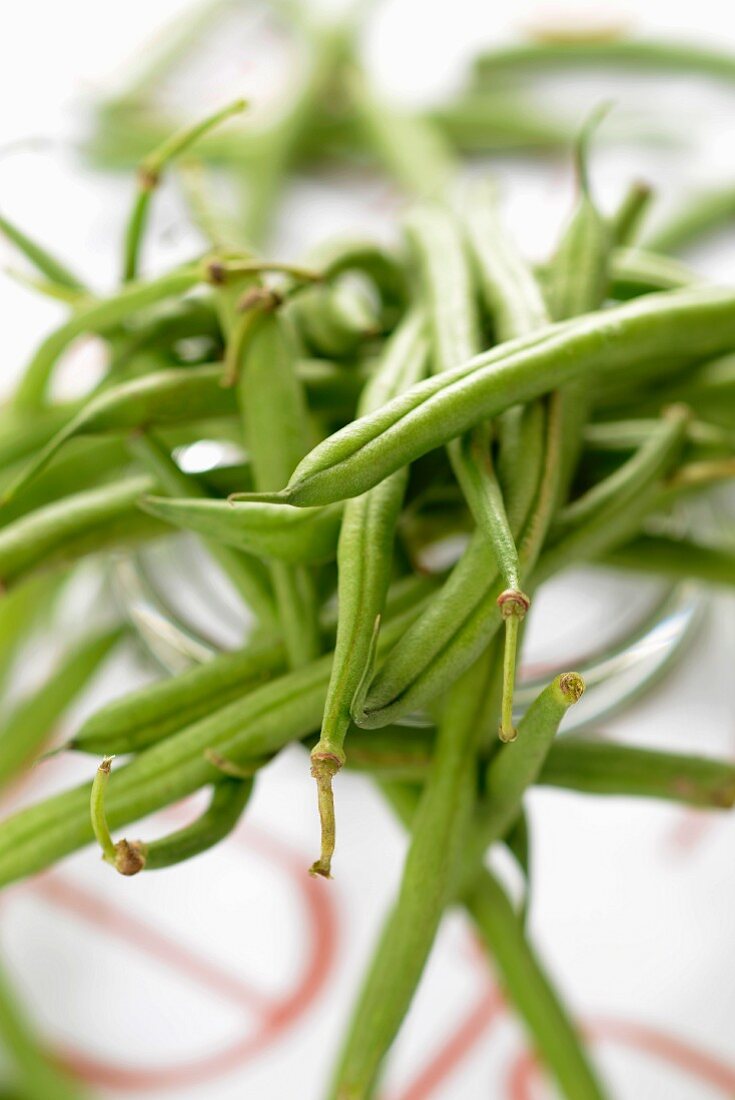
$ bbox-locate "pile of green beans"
[3,14,735,1099]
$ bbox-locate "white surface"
[1,2,735,1098]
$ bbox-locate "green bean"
[472,673,585,851]
[461,180,549,341]
[429,91,574,153]
[348,728,735,809]
[129,432,276,627]
[546,106,612,502]
[141,495,343,565]
[0,574,63,696]
[0,961,86,1100]
[603,534,735,587]
[358,387,563,730]
[347,66,457,199]
[71,636,284,756]
[233,306,322,666]
[0,476,166,592]
[645,182,735,254]
[610,179,654,246]
[122,99,246,282]
[310,311,428,877]
[539,405,690,579]
[465,868,605,1100]
[0,605,425,888]
[249,285,735,508]
[3,365,236,503]
[540,737,735,806]
[609,246,698,298]
[405,203,529,740]
[0,628,122,786]
[473,37,735,86]
[71,574,437,759]
[13,263,203,412]
[329,644,497,1099]
[287,281,381,360]
[551,406,689,539]
[91,758,252,874]
[0,210,86,291]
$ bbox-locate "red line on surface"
[507,1016,735,1099]
[392,985,505,1100]
[13,824,339,1092]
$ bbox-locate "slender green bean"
[0,210,86,291]
[122,99,246,282]
[0,605,426,888]
[14,263,203,412]
[603,535,735,587]
[3,365,237,503]
[611,179,653,246]
[141,495,343,565]
[329,644,497,1099]
[646,183,735,254]
[0,476,167,592]
[0,628,122,786]
[234,306,322,666]
[243,285,735,508]
[91,760,252,874]
[129,432,276,627]
[310,311,428,876]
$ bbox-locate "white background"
[1,2,735,1098]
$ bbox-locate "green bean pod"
[141,495,343,565]
[129,432,276,627]
[609,246,698,298]
[645,182,735,255]
[3,365,237,503]
[14,264,203,412]
[347,66,457,199]
[610,179,653,246]
[0,476,166,592]
[0,628,123,787]
[122,99,246,282]
[234,308,322,666]
[0,210,86,292]
[473,37,735,86]
[465,868,605,1100]
[92,765,253,875]
[0,604,426,888]
[253,285,735,508]
[71,636,285,756]
[329,645,496,1099]
[539,405,690,578]
[310,311,428,877]
[406,202,529,739]
[603,535,735,588]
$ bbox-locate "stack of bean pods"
[2,15,735,1100]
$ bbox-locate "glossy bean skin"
[310,312,428,875]
[260,286,735,508]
